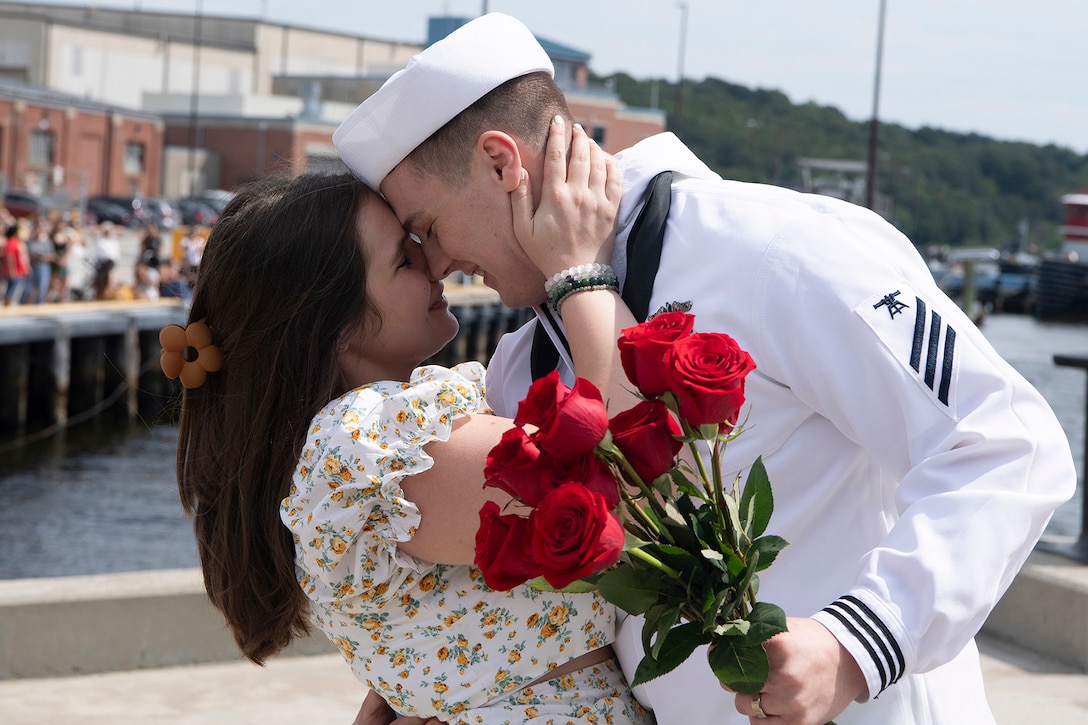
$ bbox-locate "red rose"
[483,427,548,504]
[530,483,625,589]
[618,311,695,397]
[515,371,609,458]
[609,399,683,484]
[474,501,540,591]
[543,452,621,509]
[663,332,756,427]
[513,370,563,429]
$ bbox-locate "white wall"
[47,25,254,110]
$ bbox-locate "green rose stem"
[684,430,738,551]
[680,424,763,620]
[710,438,761,613]
[600,442,677,546]
[626,546,683,580]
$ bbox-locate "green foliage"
[598,441,790,691]
[594,72,1088,252]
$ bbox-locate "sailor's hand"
[727,618,863,724]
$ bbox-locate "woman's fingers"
[566,121,592,189]
[586,136,607,198]
[542,115,570,190]
[509,168,533,252]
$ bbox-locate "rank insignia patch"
[857,286,959,418]
[908,297,956,405]
[649,300,693,319]
[873,290,910,319]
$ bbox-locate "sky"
[45,1,1088,153]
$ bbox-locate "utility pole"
[187,0,204,196]
[674,1,688,136]
[865,0,887,211]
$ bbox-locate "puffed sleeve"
[281,362,488,606]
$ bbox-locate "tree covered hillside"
[602,72,1088,253]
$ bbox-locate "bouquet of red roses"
[474,311,788,694]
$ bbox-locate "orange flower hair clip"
[160,320,222,389]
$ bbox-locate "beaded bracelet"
[546,263,619,314]
[545,263,614,296]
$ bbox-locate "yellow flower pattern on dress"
[282,363,653,725]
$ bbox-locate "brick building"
[0,3,665,196]
[161,116,347,193]
[0,78,163,205]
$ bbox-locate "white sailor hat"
[333,13,554,190]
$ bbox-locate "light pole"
[674,1,688,136]
[865,0,887,211]
[187,0,204,196]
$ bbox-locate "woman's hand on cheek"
[510,116,621,278]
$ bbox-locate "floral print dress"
[282,363,654,725]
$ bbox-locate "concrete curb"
[0,568,332,679]
[984,546,1088,671]
[1,548,1086,680]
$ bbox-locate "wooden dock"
[0,299,187,444]
[0,285,528,445]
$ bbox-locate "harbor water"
[0,313,1085,580]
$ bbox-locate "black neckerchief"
[530,171,674,381]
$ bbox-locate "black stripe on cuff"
[823,595,907,694]
[841,595,906,681]
[820,605,889,692]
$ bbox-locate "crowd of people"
[0,205,207,306]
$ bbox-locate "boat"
[1033,191,1088,320]
[931,247,1036,322]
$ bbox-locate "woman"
[47,219,73,302]
[3,221,29,306]
[134,223,162,300]
[21,219,54,304]
[174,123,649,724]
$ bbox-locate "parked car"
[193,189,234,215]
[86,195,177,229]
[84,197,133,226]
[174,198,219,226]
[137,197,179,229]
[4,190,52,219]
[88,195,142,227]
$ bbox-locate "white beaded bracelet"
[544,263,615,297]
[545,263,619,313]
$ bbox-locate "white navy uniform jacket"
[485,133,1076,724]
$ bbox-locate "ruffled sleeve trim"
[281,362,487,606]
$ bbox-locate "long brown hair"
[176,172,371,664]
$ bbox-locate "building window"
[72,46,83,76]
[28,130,55,166]
[553,60,577,86]
[124,142,145,175]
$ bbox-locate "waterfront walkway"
[1,634,1086,723]
[2,548,1088,724]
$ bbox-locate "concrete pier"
[0,285,527,446]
